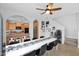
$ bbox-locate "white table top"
[6,37,56,56]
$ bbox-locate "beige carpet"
[44,38,79,56]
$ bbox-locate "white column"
[76,13,79,48]
[38,20,41,39]
[78,33,79,48]
[44,15,49,38]
[29,21,33,41]
[0,14,3,55]
[78,17,79,48]
[77,15,79,48]
[3,16,6,48]
[0,14,2,55]
[61,28,65,44]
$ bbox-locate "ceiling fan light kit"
[36,3,62,15]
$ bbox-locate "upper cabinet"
[6,20,16,30]
[6,21,29,31]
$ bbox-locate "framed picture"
[41,21,45,32]
[46,21,49,27]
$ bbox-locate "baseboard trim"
[66,37,78,40]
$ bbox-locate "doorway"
[33,20,39,40]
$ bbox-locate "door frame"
[33,20,39,39]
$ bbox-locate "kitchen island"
[6,37,56,56]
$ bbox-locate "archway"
[6,15,30,45]
[33,20,39,40]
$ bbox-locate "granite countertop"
[6,37,56,56]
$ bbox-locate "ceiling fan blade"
[41,11,46,15]
[36,8,45,11]
[51,8,62,11]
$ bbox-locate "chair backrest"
[49,42,54,46]
[39,44,47,56]
[53,41,58,46]
[55,30,62,39]
[56,30,62,35]
[47,42,54,50]
[24,39,30,42]
[56,40,61,44]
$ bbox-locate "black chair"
[47,40,59,51]
[8,42,15,45]
[23,50,36,56]
[56,40,61,44]
[54,30,62,44]
[55,30,62,40]
[2,43,5,56]
[36,44,47,56]
[15,41,19,44]
[47,42,54,50]
[24,39,30,42]
[40,36,44,38]
[32,37,37,40]
[53,40,58,47]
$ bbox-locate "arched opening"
[33,20,39,40]
[6,15,30,45]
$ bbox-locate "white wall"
[0,3,78,44]
[76,13,79,48]
[54,14,78,39]
[0,9,65,44]
[47,19,65,44]
[0,14,2,55]
[0,8,45,43]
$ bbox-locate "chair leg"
[46,51,50,56]
[55,44,59,50]
[53,44,59,55]
[42,52,47,56]
[45,47,55,56]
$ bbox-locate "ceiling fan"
[36,3,62,15]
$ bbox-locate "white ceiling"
[0,3,79,19]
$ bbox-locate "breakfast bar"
[6,37,57,56]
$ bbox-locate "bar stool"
[24,39,30,42]
[47,42,54,50]
[36,44,47,56]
